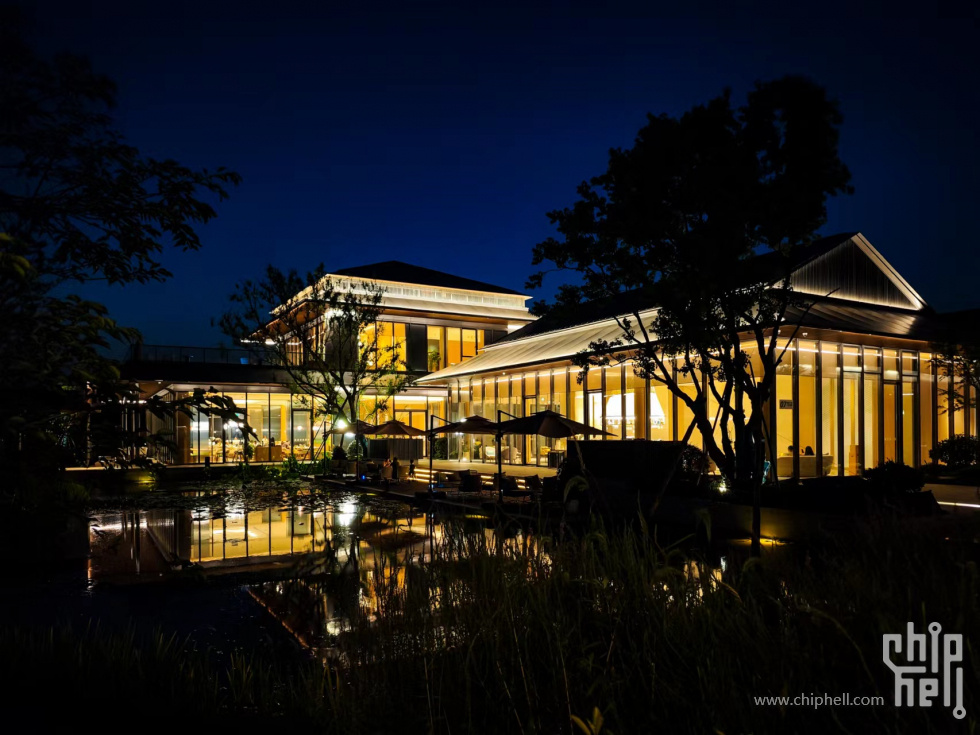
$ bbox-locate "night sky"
[22,1,980,349]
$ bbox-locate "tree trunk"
[750,423,767,557]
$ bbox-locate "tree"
[218,266,412,469]
[0,19,241,477]
[528,76,852,555]
[934,342,979,421]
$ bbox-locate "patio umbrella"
[367,419,427,437]
[323,420,377,435]
[495,410,612,480]
[321,420,376,478]
[426,415,500,490]
[429,415,500,435]
[495,410,611,439]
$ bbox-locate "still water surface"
[87,486,541,653]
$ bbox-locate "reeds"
[3,514,978,733]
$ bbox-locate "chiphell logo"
[883,622,965,720]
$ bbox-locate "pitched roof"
[416,296,950,385]
[331,261,525,296]
[504,232,920,345]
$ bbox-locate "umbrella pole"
[496,430,503,498]
[428,414,434,495]
[496,409,505,501]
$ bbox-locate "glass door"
[291,410,312,460]
[524,397,538,465]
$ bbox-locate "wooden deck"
[426,459,557,478]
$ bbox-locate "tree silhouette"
[0,18,241,474]
[218,266,412,468]
[529,76,852,555]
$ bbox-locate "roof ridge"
[331,260,526,297]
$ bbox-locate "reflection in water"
[87,488,724,658]
[88,491,434,573]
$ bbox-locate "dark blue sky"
[24,1,980,348]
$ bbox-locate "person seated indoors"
[804,445,815,456]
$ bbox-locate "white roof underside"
[416,309,657,384]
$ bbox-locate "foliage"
[929,435,980,469]
[0,20,239,479]
[332,444,348,462]
[218,266,412,452]
[864,461,926,495]
[428,347,442,372]
[7,516,978,733]
[527,76,853,553]
[431,436,448,460]
[933,343,979,415]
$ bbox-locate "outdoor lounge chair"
[449,470,486,498]
[525,474,544,499]
[434,471,459,488]
[499,475,532,502]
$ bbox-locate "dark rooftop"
[332,260,525,297]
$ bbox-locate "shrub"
[332,445,348,462]
[865,461,925,495]
[431,437,448,460]
[929,435,979,469]
[678,445,710,477]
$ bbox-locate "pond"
[85,484,564,656]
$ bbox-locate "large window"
[445,328,481,367]
[176,390,297,464]
[571,370,585,428]
[954,377,966,437]
[883,349,899,463]
[676,366,701,449]
[587,368,603,434]
[902,378,917,466]
[447,328,462,367]
[427,326,444,371]
[649,381,672,442]
[463,330,478,361]
[377,322,406,370]
[775,344,794,477]
[864,347,882,471]
[937,371,951,445]
[626,366,643,439]
[820,344,840,476]
[604,366,623,440]
[798,340,818,476]
[842,346,861,476]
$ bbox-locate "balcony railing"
[128,344,272,366]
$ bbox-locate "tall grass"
[327,515,978,733]
[3,515,978,733]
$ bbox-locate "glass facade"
[175,389,305,464]
[436,339,977,477]
[172,388,447,465]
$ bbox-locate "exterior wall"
[140,308,511,464]
[165,386,448,465]
[438,338,977,478]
